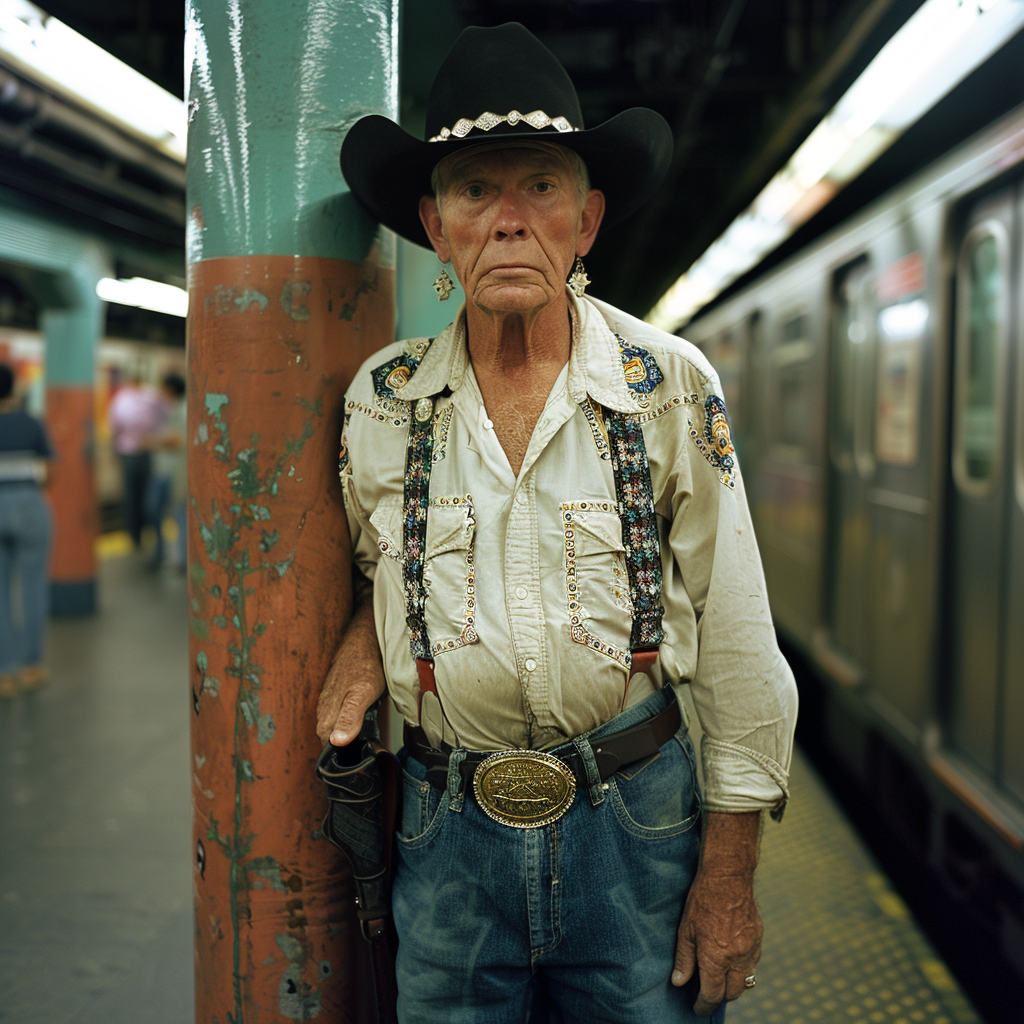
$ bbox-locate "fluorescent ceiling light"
[97,277,189,318]
[0,0,186,161]
[647,0,1024,333]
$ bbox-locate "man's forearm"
[316,576,387,745]
[699,811,761,877]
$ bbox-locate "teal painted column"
[186,2,397,1021]
[0,203,111,615]
[42,249,109,614]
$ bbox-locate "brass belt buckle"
[473,750,577,829]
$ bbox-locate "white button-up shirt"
[340,292,797,815]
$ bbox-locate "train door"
[826,260,877,667]
[1004,186,1024,805]
[946,187,1017,786]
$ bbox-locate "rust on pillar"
[186,0,400,1019]
[188,255,393,1022]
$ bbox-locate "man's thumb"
[330,690,369,746]
[671,930,696,987]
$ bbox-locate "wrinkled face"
[419,143,604,318]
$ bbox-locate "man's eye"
[535,181,553,193]
[466,184,484,198]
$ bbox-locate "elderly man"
[318,22,797,1024]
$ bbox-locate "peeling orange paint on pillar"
[189,255,392,1024]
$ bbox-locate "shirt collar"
[391,307,469,401]
[395,290,638,414]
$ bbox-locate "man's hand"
[672,811,763,1017]
[316,584,387,746]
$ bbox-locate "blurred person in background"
[146,371,187,571]
[0,361,54,697]
[107,372,166,552]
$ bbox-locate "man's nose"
[493,190,530,240]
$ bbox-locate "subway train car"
[686,101,1024,982]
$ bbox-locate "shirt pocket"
[424,495,478,656]
[560,501,632,668]
[368,494,404,563]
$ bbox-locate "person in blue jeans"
[0,362,54,697]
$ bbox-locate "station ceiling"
[0,0,929,319]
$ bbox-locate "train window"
[953,223,1009,494]
[876,298,926,466]
[741,311,765,440]
[831,262,876,476]
[772,310,814,459]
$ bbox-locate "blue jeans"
[145,474,171,564]
[393,687,725,1024]
[0,484,52,673]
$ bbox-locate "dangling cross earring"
[433,264,454,301]
[567,256,590,297]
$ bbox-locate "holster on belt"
[315,708,400,1024]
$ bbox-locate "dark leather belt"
[404,697,681,795]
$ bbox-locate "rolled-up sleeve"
[663,383,798,820]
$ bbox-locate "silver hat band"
[428,109,579,143]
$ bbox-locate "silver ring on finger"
[743,975,757,989]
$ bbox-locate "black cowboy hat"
[340,22,673,249]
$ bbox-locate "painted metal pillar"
[0,203,111,616]
[186,2,398,1022]
[42,254,108,615]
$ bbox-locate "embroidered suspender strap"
[402,396,439,704]
[602,408,665,697]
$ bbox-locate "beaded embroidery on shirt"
[427,495,477,656]
[561,501,631,668]
[616,336,664,396]
[432,403,454,462]
[687,394,737,488]
[580,398,612,461]
[337,411,352,481]
[402,395,436,661]
[361,336,435,425]
[602,409,666,653]
[637,392,702,423]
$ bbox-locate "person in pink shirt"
[107,375,167,550]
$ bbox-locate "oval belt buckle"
[473,750,577,829]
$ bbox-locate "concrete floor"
[0,548,982,1024]
[0,553,192,1024]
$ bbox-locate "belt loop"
[572,735,607,808]
[447,749,468,812]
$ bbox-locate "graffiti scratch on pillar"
[192,391,323,1024]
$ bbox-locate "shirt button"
[515,492,527,505]
[524,658,537,673]
[483,418,494,430]
[515,585,528,601]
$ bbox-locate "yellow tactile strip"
[726,750,981,1024]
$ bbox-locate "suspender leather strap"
[601,407,665,703]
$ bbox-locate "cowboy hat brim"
[340,107,673,249]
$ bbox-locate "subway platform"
[0,546,984,1024]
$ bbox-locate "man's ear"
[574,189,606,259]
[419,196,450,263]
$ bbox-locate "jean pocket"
[397,767,450,848]
[608,732,700,840]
